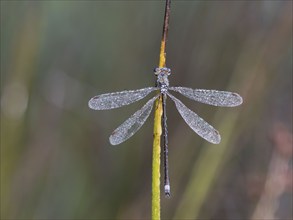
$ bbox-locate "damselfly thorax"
[154,67,170,93]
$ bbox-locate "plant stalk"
[152,0,171,219]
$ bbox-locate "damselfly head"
[154,67,171,76]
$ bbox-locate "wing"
[169,87,243,107]
[167,93,221,144]
[88,87,158,110]
[109,95,159,145]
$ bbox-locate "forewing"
[168,93,221,144]
[89,87,157,110]
[109,95,159,145]
[169,87,243,107]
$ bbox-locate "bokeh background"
[1,1,292,220]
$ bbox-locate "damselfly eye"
[154,67,160,75]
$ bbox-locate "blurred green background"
[1,1,292,220]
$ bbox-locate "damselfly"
[88,67,243,197]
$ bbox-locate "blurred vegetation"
[1,1,292,220]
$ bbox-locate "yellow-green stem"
[152,39,166,220]
[152,0,171,219]
[152,35,168,218]
[152,95,163,220]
